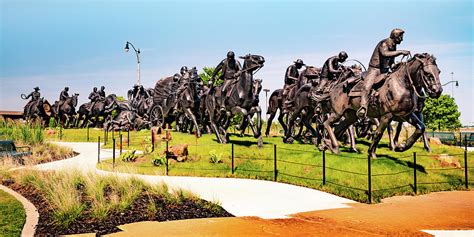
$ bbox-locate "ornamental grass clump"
[0,117,44,145]
[18,170,85,228]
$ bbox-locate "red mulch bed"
[2,179,233,236]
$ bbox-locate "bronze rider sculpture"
[282,59,305,112]
[209,51,242,111]
[357,28,410,118]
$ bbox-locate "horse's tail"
[267,89,281,114]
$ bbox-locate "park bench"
[427,131,457,145]
[460,132,474,146]
[0,140,32,160]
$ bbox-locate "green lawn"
[46,128,473,203]
[0,189,26,237]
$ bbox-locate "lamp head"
[455,81,459,87]
[124,42,130,52]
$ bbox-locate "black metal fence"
[97,131,473,204]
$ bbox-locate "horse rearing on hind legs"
[205,54,265,144]
[321,53,442,159]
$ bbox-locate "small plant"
[209,150,223,164]
[120,150,137,162]
[151,152,167,166]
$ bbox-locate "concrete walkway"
[35,142,356,219]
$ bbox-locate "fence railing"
[97,130,472,204]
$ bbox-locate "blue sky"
[1,0,473,124]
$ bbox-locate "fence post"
[368,155,372,204]
[459,132,462,148]
[127,129,130,147]
[151,129,155,152]
[166,130,169,176]
[59,125,62,140]
[97,136,100,164]
[87,125,90,142]
[231,143,235,174]
[413,152,417,194]
[104,129,107,145]
[465,135,468,189]
[112,129,114,140]
[323,150,326,185]
[274,144,277,181]
[119,134,123,155]
[112,138,116,169]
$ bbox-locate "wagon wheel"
[150,105,165,128]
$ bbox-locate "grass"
[90,129,472,203]
[0,189,26,237]
[40,126,472,203]
[0,117,44,145]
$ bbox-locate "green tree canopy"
[199,67,223,86]
[423,94,462,131]
[116,96,126,102]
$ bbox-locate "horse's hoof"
[394,144,406,152]
[350,148,359,153]
[317,144,326,151]
[257,136,263,148]
[330,146,340,154]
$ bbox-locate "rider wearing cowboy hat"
[282,59,305,110]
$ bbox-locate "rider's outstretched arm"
[379,43,407,58]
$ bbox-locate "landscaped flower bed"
[1,170,232,235]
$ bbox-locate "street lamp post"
[124,41,141,85]
[263,89,270,119]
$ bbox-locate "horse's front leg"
[322,112,341,154]
[184,107,201,137]
[395,113,425,152]
[277,111,287,136]
[416,111,431,152]
[368,114,393,159]
[348,125,358,153]
[253,106,262,138]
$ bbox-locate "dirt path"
[109,191,474,237]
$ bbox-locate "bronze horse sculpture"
[321,53,442,159]
[22,97,51,126]
[205,54,265,143]
[53,93,79,128]
[175,67,202,137]
[76,94,117,128]
[283,66,322,144]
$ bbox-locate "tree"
[423,94,462,131]
[199,67,223,86]
[116,96,126,102]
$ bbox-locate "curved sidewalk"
[35,142,356,219]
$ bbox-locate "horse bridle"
[401,55,428,99]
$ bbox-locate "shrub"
[0,118,44,145]
[120,150,137,162]
[209,150,223,164]
[151,152,167,166]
